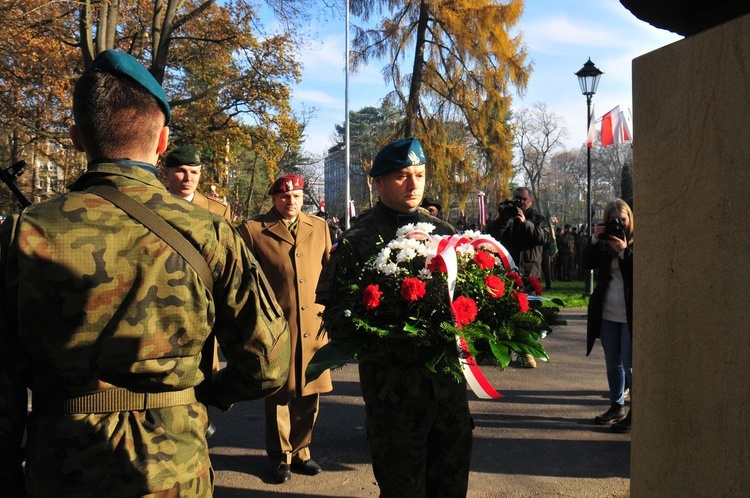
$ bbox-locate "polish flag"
[477,192,486,226]
[349,200,356,218]
[600,106,632,146]
[586,105,596,148]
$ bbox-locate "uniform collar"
[69,159,165,192]
[377,202,420,225]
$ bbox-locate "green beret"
[369,137,426,177]
[165,144,201,168]
[89,50,172,125]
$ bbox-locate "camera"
[603,217,625,239]
[499,198,523,218]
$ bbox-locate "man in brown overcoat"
[239,174,333,484]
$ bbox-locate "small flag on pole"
[477,192,486,226]
[586,104,596,148]
[600,105,631,146]
[349,200,356,219]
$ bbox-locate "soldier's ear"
[69,125,84,152]
[156,126,170,154]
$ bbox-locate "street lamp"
[575,58,602,297]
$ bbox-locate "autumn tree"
[0,1,83,212]
[349,0,531,209]
[0,0,317,211]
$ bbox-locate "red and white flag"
[586,104,596,148]
[477,192,486,226]
[600,105,631,146]
[349,199,356,218]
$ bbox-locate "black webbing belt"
[33,387,197,414]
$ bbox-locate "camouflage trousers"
[359,361,472,498]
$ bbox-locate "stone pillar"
[631,14,750,497]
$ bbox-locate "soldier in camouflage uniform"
[0,50,290,498]
[316,138,473,497]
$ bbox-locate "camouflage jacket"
[0,161,290,497]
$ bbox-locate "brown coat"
[239,210,333,397]
[193,191,232,222]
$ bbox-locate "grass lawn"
[542,280,590,309]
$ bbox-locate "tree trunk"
[404,1,430,138]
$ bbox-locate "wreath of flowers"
[307,223,564,384]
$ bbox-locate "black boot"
[595,403,626,425]
[611,410,631,433]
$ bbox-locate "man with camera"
[487,187,550,280]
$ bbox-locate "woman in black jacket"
[583,199,634,433]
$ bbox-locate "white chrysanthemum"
[373,247,392,267]
[396,224,417,238]
[344,310,352,317]
[414,222,436,234]
[418,268,433,280]
[402,237,424,251]
[455,243,475,258]
[413,242,430,258]
[462,229,482,240]
[379,262,401,276]
[396,246,418,262]
[387,238,408,251]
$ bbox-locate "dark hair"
[72,70,165,159]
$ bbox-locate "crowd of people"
[0,51,633,497]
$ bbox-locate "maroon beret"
[268,174,304,195]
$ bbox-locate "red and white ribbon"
[426,233,515,399]
[457,336,503,399]
[469,235,515,271]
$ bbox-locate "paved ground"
[207,308,631,497]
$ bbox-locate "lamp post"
[575,58,602,297]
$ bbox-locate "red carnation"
[362,284,384,310]
[484,275,506,298]
[427,256,447,273]
[528,275,543,296]
[474,250,496,270]
[451,295,478,329]
[507,271,524,289]
[513,291,530,313]
[400,277,427,302]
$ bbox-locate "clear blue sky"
[271,1,682,157]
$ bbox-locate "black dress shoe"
[291,459,322,476]
[595,403,626,425]
[271,463,291,484]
